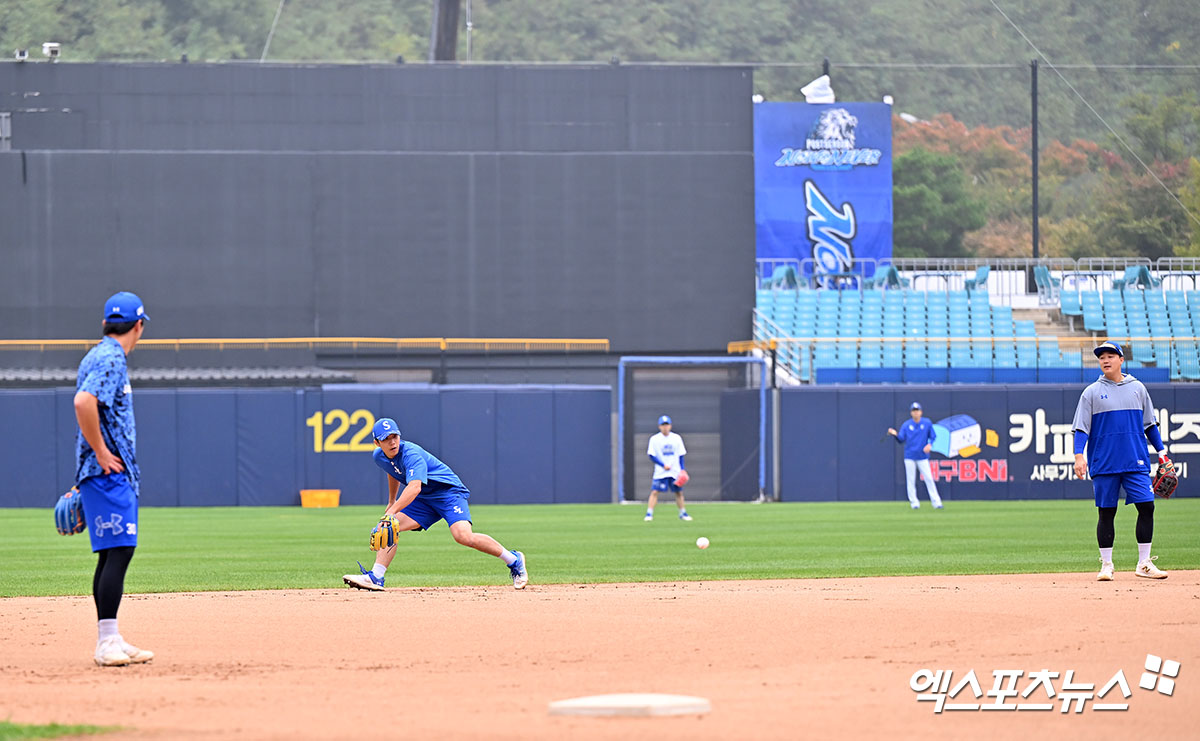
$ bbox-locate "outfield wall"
[780,384,1198,502]
[5,383,1194,508]
[2,385,610,508]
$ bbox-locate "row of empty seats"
[1059,289,1200,379]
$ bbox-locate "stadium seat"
[964,265,991,292]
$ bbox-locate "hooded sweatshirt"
[1071,373,1158,476]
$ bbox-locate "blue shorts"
[1092,471,1154,508]
[401,483,472,530]
[652,477,682,493]
[78,472,139,551]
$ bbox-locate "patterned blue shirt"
[373,441,467,500]
[895,418,936,460]
[75,337,139,492]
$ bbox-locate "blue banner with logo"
[755,102,893,284]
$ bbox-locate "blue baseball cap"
[372,417,400,440]
[658,415,672,425]
[1094,341,1124,358]
[911,402,921,410]
[103,292,149,323]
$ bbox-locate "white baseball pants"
[904,458,943,508]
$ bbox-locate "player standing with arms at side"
[73,292,155,666]
[644,415,691,521]
[888,402,944,510]
[1072,342,1172,581]
[343,418,528,591]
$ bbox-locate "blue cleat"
[508,551,528,590]
[343,560,385,591]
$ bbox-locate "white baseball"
[696,537,710,549]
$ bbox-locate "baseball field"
[2,500,1198,739]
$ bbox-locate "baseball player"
[73,292,155,666]
[343,417,528,591]
[888,402,944,509]
[1072,341,1172,581]
[644,415,691,521]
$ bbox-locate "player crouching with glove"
[343,417,528,591]
[1071,342,1174,582]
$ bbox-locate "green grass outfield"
[4,500,1199,598]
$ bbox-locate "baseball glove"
[369,514,401,551]
[55,487,86,535]
[674,469,689,487]
[1152,457,1178,499]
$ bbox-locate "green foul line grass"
[0,721,120,740]
[3,500,1198,598]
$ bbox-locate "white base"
[549,693,711,717]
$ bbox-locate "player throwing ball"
[645,415,691,521]
[343,417,528,591]
[1072,342,1172,582]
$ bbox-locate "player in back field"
[1072,342,1173,582]
[343,417,528,591]
[645,415,691,521]
[888,402,943,509]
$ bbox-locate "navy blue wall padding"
[177,390,238,506]
[134,391,179,506]
[496,391,555,504]
[838,388,895,500]
[553,389,611,503]
[1005,387,1070,501]
[235,390,301,506]
[439,391,498,504]
[309,388,382,506]
[779,389,839,501]
[7,391,57,508]
[719,389,761,500]
[56,388,79,495]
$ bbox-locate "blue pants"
[78,472,139,551]
[1092,471,1154,508]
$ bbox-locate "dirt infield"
[2,572,1196,740]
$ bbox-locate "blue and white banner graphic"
[755,102,893,284]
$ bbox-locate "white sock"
[500,550,517,565]
[646,508,654,516]
[98,619,119,641]
[1099,547,1113,564]
[371,564,387,579]
[1137,543,1152,563]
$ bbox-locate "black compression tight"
[93,546,135,621]
[1096,502,1155,549]
[1096,507,1116,548]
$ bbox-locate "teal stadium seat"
[964,264,991,292]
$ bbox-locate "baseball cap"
[1094,341,1124,358]
[911,402,921,410]
[372,417,401,440]
[103,292,149,323]
[658,415,672,425]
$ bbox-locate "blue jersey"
[1072,374,1156,475]
[896,418,936,460]
[373,441,467,499]
[75,337,139,492]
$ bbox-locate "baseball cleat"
[910,503,920,510]
[1135,556,1167,579]
[643,513,653,522]
[509,550,528,590]
[120,638,154,663]
[94,636,131,667]
[1097,560,1114,581]
[343,561,385,591]
[679,512,693,521]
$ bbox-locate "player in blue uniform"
[73,292,155,666]
[343,417,528,591]
[887,402,944,509]
[1072,342,1171,581]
